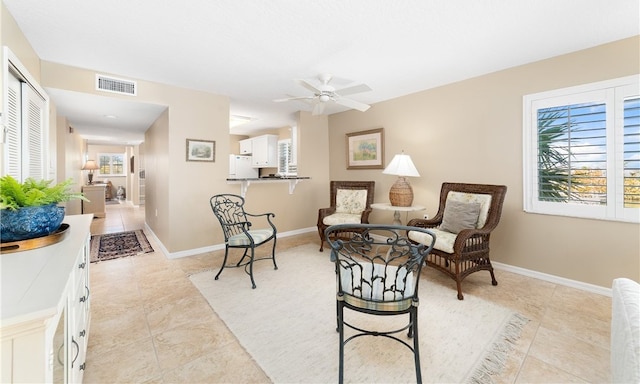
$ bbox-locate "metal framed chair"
[407,182,507,300]
[317,180,375,251]
[325,224,436,384]
[209,194,277,289]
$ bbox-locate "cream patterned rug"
[189,244,528,383]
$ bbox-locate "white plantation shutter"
[3,49,48,182]
[23,81,46,180]
[5,71,22,180]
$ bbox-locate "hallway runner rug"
[189,243,529,384]
[90,230,153,263]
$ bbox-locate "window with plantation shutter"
[623,97,640,208]
[3,49,48,182]
[524,75,639,223]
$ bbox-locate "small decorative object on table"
[0,176,86,246]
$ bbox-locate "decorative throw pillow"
[440,200,481,234]
[335,189,368,214]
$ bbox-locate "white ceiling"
[4,0,639,145]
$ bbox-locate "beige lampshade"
[383,153,420,207]
[81,160,99,171]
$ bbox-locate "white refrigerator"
[229,155,258,179]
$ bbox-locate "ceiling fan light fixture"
[319,94,331,102]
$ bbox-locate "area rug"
[90,230,154,263]
[189,243,528,383]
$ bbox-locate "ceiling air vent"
[96,75,137,96]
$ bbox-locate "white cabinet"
[239,138,252,155]
[251,134,278,168]
[1,215,92,383]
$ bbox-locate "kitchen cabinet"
[239,138,252,154]
[1,215,92,383]
[81,185,105,218]
[251,134,278,168]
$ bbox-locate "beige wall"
[3,2,637,287]
[327,36,640,288]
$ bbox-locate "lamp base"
[389,176,414,207]
[88,173,94,185]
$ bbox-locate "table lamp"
[82,160,99,184]
[382,151,420,207]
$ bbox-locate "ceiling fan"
[274,74,372,115]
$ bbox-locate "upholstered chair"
[407,182,507,300]
[326,224,436,384]
[317,181,375,251]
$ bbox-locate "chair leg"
[318,227,325,252]
[489,265,498,286]
[271,238,278,270]
[338,301,345,384]
[249,247,257,289]
[215,246,230,281]
[456,279,464,300]
[412,307,422,384]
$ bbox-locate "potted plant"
[0,175,87,242]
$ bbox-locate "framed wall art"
[186,139,215,162]
[346,128,384,169]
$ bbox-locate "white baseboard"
[144,225,612,296]
[492,261,612,297]
[151,226,318,259]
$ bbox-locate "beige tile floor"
[84,202,612,383]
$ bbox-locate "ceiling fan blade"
[312,102,326,116]
[295,79,321,94]
[335,97,371,112]
[273,95,315,102]
[335,83,372,97]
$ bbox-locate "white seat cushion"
[228,228,274,246]
[323,213,362,226]
[408,228,456,253]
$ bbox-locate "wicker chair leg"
[490,267,498,286]
[456,280,464,300]
[318,227,325,252]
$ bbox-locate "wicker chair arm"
[360,208,373,224]
[452,227,492,254]
[406,217,440,229]
[318,207,336,225]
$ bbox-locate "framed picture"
[346,128,384,169]
[186,139,215,162]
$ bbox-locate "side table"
[371,203,426,226]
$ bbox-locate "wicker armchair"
[407,182,507,300]
[317,181,375,252]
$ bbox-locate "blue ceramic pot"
[0,204,65,242]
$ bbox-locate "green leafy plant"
[0,175,87,211]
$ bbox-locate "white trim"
[145,223,613,297]
[522,74,640,223]
[160,226,317,259]
[493,261,612,297]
